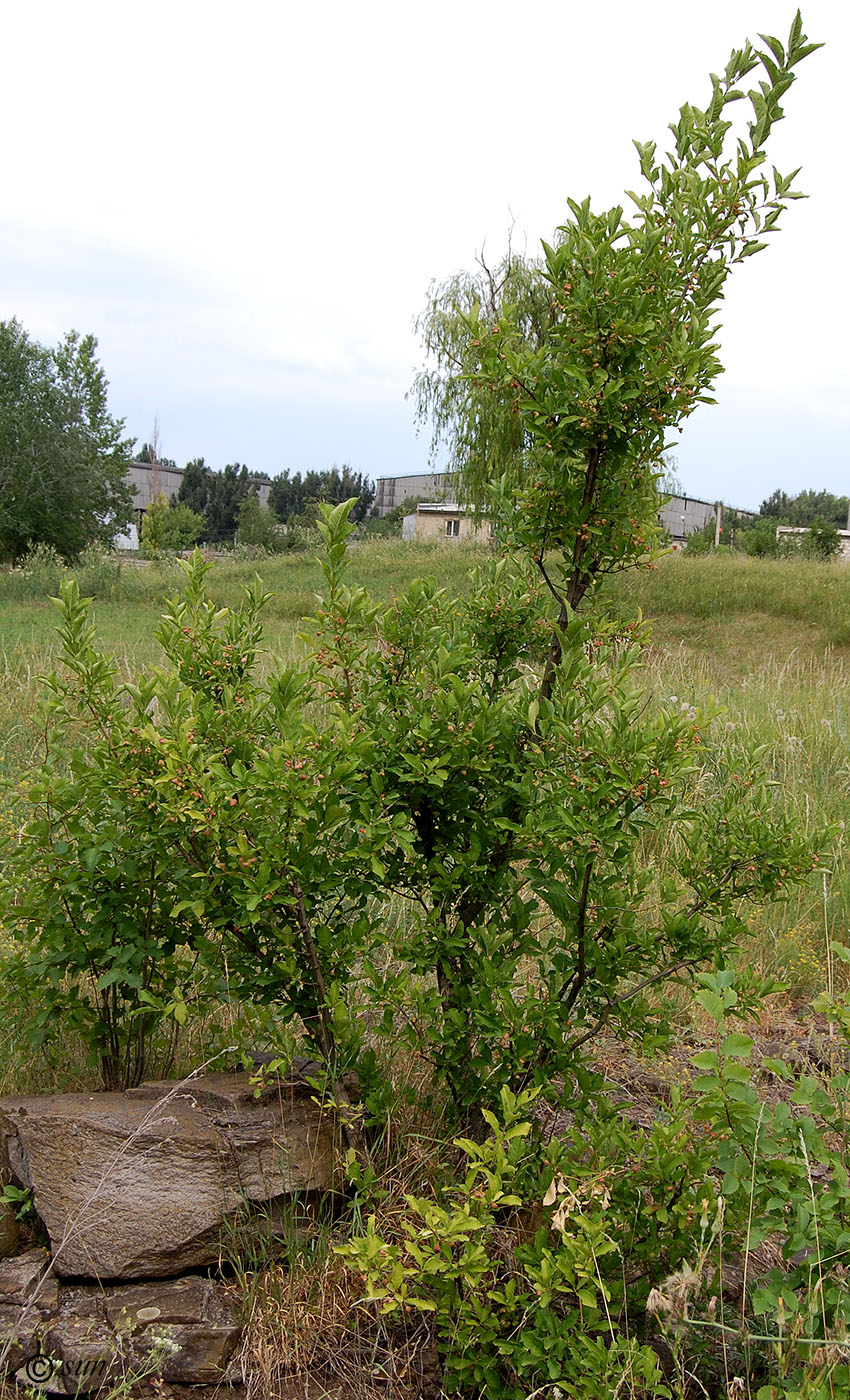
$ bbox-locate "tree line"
[165,460,376,551]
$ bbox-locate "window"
[445,518,460,537]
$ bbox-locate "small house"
[402,503,490,543]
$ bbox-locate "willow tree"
[410,247,552,497]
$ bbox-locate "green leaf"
[695,988,725,1022]
[721,1032,753,1058]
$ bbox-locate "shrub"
[737,518,783,558]
[236,495,285,553]
[0,580,213,1087]
[805,519,842,561]
[140,492,204,557]
[301,504,823,1123]
[341,972,850,1398]
[1,542,65,598]
[74,543,123,597]
[0,552,393,1118]
[339,1086,671,1398]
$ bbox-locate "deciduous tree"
[0,320,134,561]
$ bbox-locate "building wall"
[659,495,756,546]
[660,495,718,544]
[374,473,450,517]
[412,508,489,543]
[384,476,754,547]
[127,462,188,513]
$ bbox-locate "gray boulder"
[0,1071,336,1280]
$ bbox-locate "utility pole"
[714,502,722,548]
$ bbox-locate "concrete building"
[402,502,490,543]
[662,495,758,548]
[662,494,718,546]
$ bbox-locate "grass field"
[1,545,848,1005]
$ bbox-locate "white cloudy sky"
[2,0,846,511]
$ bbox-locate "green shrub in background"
[73,543,123,597]
[801,520,841,562]
[235,494,286,553]
[2,542,66,598]
[140,492,204,558]
[736,518,783,558]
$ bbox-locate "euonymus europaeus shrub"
[0,583,212,1089]
[0,512,821,1110]
[0,558,402,1117]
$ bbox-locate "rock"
[2,1276,241,1393]
[0,1248,59,1310]
[109,1276,242,1382]
[0,1204,18,1261]
[104,1274,214,1328]
[41,1315,121,1394]
[13,1352,63,1392]
[0,1253,62,1383]
[0,1303,43,1375]
[0,1072,337,1279]
[131,1319,241,1385]
[113,1282,240,1388]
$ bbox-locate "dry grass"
[237,1254,438,1400]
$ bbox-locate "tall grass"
[606,552,850,647]
[0,539,485,611]
[639,642,850,993]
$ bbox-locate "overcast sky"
[2,0,846,511]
